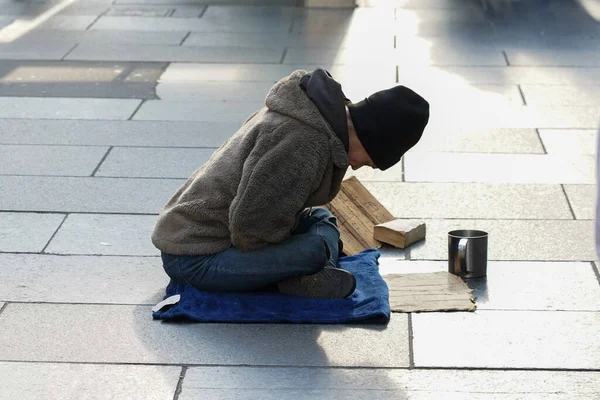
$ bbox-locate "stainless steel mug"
[448,230,488,279]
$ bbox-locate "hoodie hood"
[265,70,348,169]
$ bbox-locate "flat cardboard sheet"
[384,272,476,313]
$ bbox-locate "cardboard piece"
[374,220,426,249]
[384,271,476,313]
[324,176,394,255]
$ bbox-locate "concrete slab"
[521,85,600,106]
[0,304,409,366]
[283,47,506,66]
[13,30,188,45]
[90,16,291,32]
[133,100,263,122]
[44,214,158,256]
[0,362,180,400]
[156,81,276,102]
[0,42,74,60]
[406,218,596,261]
[404,152,595,184]
[564,185,596,220]
[96,147,215,178]
[413,310,600,369]
[378,260,600,311]
[397,65,600,85]
[362,182,572,219]
[38,16,98,30]
[539,129,596,155]
[0,176,183,213]
[0,254,165,304]
[67,43,283,63]
[0,60,165,99]
[410,128,544,153]
[0,212,65,253]
[179,366,600,399]
[0,145,108,176]
[0,97,141,120]
[0,119,237,147]
[506,49,600,66]
[158,63,394,85]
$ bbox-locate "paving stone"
[564,185,596,220]
[0,97,141,120]
[96,147,215,178]
[0,362,180,400]
[427,104,599,129]
[180,366,600,399]
[404,152,595,184]
[391,0,480,8]
[44,214,158,256]
[413,310,600,369]
[0,212,64,252]
[38,16,98,30]
[362,182,572,219]
[539,129,596,155]
[0,60,165,99]
[201,5,296,26]
[156,81,275,101]
[0,144,108,176]
[283,47,506,66]
[0,119,237,147]
[506,49,600,66]
[158,63,394,85]
[106,6,173,17]
[407,84,523,107]
[90,15,291,32]
[114,0,298,4]
[405,218,596,261]
[0,176,183,213]
[397,65,600,85]
[0,42,74,60]
[133,100,263,122]
[521,85,600,106]
[183,31,393,48]
[345,162,403,182]
[0,303,409,366]
[67,43,283,63]
[13,30,188,45]
[379,260,600,311]
[0,254,165,304]
[411,128,544,153]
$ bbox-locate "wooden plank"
[325,177,395,255]
[340,176,394,225]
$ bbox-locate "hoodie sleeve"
[229,124,330,251]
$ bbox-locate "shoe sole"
[277,268,357,299]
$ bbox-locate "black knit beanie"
[347,85,429,171]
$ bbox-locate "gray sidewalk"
[0,0,599,398]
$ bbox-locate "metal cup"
[448,230,488,279]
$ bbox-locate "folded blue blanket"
[152,249,390,324]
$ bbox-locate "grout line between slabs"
[198,6,208,18]
[591,261,600,286]
[0,302,7,318]
[517,84,527,105]
[173,366,188,400]
[407,313,415,369]
[0,359,598,372]
[40,214,69,253]
[535,128,548,154]
[90,146,113,177]
[560,184,578,219]
[280,48,288,64]
[502,50,510,66]
[128,100,146,120]
[61,44,79,61]
[179,32,192,46]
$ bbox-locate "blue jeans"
[160,208,340,292]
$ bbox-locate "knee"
[310,208,337,225]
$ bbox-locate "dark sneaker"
[277,267,356,299]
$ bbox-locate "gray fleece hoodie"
[151,70,349,255]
